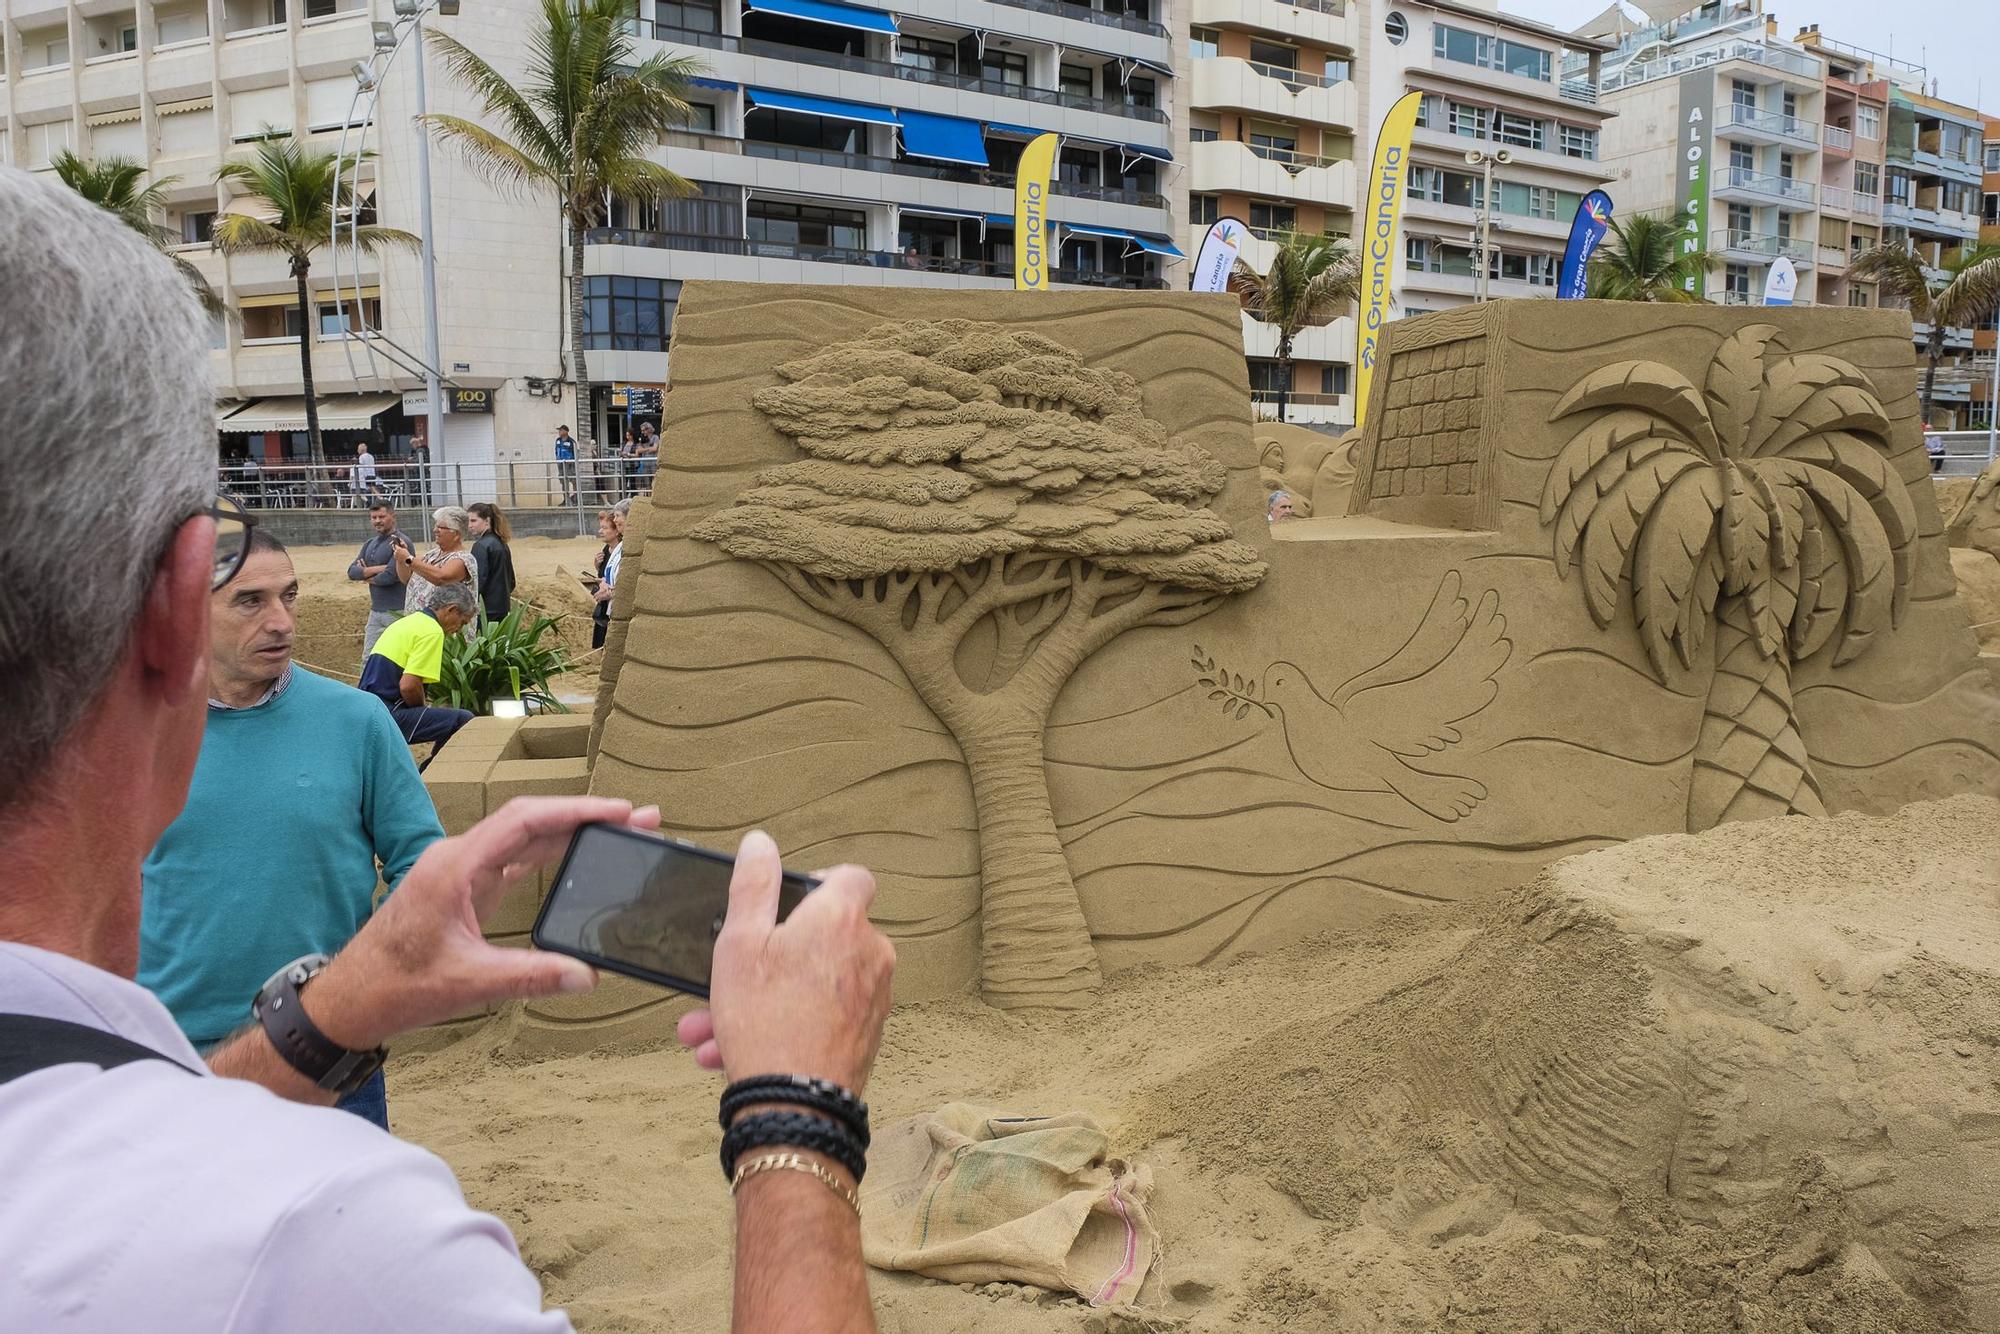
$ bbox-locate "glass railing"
[1243,58,1346,91]
[729,140,1166,208]
[1716,103,1818,142]
[583,228,1167,288]
[1242,140,1348,171]
[1720,230,1815,261]
[1715,167,1815,204]
[985,0,1168,40]
[1282,0,1346,16]
[1600,39,1821,94]
[644,24,1169,123]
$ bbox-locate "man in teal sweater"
[140,528,442,1129]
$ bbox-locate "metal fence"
[218,458,651,526]
[1929,432,1996,478]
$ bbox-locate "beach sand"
[389,795,2000,1333]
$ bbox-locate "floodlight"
[352,60,377,90]
[392,0,420,15]
[372,20,396,48]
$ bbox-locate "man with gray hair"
[0,167,895,1332]
[358,578,478,749]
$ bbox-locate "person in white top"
[0,167,895,1333]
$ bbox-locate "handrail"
[728,139,1167,208]
[1717,102,1818,142]
[647,23,1169,123]
[984,0,1168,41]
[1244,58,1345,91]
[583,228,1168,288]
[1715,167,1816,204]
[1243,140,1348,171]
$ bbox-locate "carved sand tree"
[1545,325,1918,830]
[693,321,1267,1008]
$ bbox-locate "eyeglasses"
[206,494,257,589]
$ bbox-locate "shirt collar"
[209,663,294,711]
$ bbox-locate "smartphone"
[531,823,820,999]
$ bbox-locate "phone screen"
[531,824,818,998]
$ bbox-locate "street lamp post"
[1463,147,1512,303]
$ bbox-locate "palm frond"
[210,212,297,256]
[424,28,567,174]
[422,115,560,200]
[1587,212,1715,301]
[1931,244,2000,331]
[1847,244,1934,323]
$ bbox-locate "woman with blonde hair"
[395,505,478,619]
[466,501,516,623]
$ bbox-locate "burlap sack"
[861,1103,1157,1306]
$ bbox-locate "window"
[1853,162,1879,198]
[1124,76,1157,110]
[582,275,681,353]
[1245,361,1291,395]
[1857,104,1880,140]
[1060,62,1094,98]
[1191,194,1218,226]
[1415,94,1444,129]
[1986,144,2000,171]
[1781,90,1798,130]
[746,107,866,156]
[1190,127,1219,144]
[1384,10,1408,44]
[1986,192,2000,226]
[1726,203,1752,242]
[747,198,864,252]
[116,24,139,51]
[1885,169,1911,205]
[1249,201,1295,232]
[1724,263,1750,296]
[1493,112,1545,151]
[981,50,1028,88]
[1847,286,1870,307]
[1059,145,1101,187]
[1320,364,1350,397]
[1249,40,1296,70]
[1524,185,1557,220]
[23,120,72,168]
[315,298,381,338]
[1775,211,1792,242]
[1729,141,1754,173]
[658,0,720,33]
[898,36,957,75]
[179,210,216,244]
[1188,26,1218,60]
[1248,122,1298,154]
[1778,152,1794,181]
[682,101,717,132]
[1730,79,1756,110]
[1433,24,1550,81]
[1560,124,1596,160]
[1324,56,1352,82]
[1415,167,1479,208]
[1449,101,1488,140]
[1492,251,1555,286]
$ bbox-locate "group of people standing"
[551,423,659,506]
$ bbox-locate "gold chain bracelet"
[730,1151,862,1216]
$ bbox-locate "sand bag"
[860,1104,1156,1306]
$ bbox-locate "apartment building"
[0,0,1181,477]
[1178,0,1358,425]
[1374,1,1615,325]
[1595,2,1829,306]
[1972,115,1999,430]
[1791,26,1890,310]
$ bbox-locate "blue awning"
[1122,141,1172,163]
[691,77,737,92]
[897,110,989,167]
[744,0,896,35]
[746,87,900,127]
[985,121,1049,140]
[1059,223,1184,259]
[985,212,1016,228]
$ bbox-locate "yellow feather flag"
[1013,133,1059,291]
[1354,91,1424,430]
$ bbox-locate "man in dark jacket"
[347,501,409,658]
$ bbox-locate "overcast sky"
[1509,0,2000,114]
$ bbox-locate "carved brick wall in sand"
[536,289,1998,1034]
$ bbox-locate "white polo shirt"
[0,942,575,1333]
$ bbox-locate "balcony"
[1718,229,1816,265]
[1599,39,1821,95]
[583,228,1168,288]
[1191,138,1355,211]
[986,0,1167,40]
[720,137,1167,209]
[1715,102,1818,148]
[1188,0,1354,49]
[1824,124,1853,155]
[645,24,1167,124]
[1250,391,1350,427]
[1817,245,1848,270]
[1713,167,1815,206]
[1190,57,1356,131]
[1241,313,1351,365]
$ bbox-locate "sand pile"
[391,796,1998,1331]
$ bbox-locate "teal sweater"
[139,667,443,1045]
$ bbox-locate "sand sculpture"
[569,287,1999,1024]
[1255,421,1356,517]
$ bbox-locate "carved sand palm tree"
[694,320,1267,1009]
[1544,324,1917,830]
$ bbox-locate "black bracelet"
[720,1077,870,1147]
[721,1110,867,1184]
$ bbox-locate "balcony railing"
[646,24,1169,123]
[1717,290,1761,305]
[1818,245,1847,267]
[1715,167,1816,204]
[583,228,1168,288]
[1244,58,1346,91]
[1281,0,1346,15]
[1243,141,1348,173]
[712,139,1165,208]
[1559,77,1600,105]
[1716,102,1818,143]
[985,0,1168,40]
[1824,124,1853,151]
[1720,229,1815,262]
[1599,39,1822,94]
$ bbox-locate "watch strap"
[256,962,385,1098]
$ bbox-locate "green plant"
[52,150,224,316]
[1848,241,2000,426]
[439,606,573,714]
[422,0,701,466]
[1586,212,1718,303]
[1229,229,1359,421]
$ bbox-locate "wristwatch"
[252,954,387,1097]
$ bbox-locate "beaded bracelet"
[721,1109,867,1184]
[720,1078,871,1148]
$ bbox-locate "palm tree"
[52,150,224,316]
[1230,231,1359,422]
[422,0,700,470]
[1849,241,2000,427]
[212,136,416,487]
[1586,212,1718,302]
[1543,324,1918,831]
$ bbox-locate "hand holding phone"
[683,832,896,1096]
